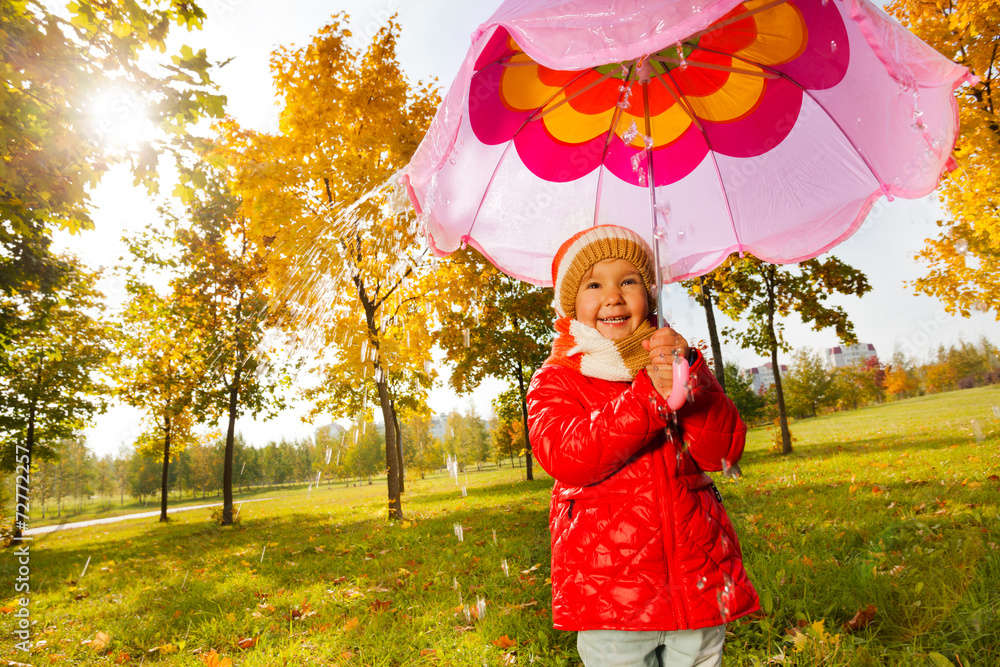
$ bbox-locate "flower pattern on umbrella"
[469,0,850,186]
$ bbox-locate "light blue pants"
[577,625,726,667]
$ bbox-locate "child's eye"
[622,278,637,285]
[586,281,600,289]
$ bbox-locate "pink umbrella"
[402,0,972,291]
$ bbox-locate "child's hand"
[641,326,690,400]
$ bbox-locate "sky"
[54,0,1000,458]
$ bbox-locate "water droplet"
[830,40,837,53]
[653,224,667,241]
[971,419,984,442]
[655,202,671,224]
[821,0,828,5]
[696,576,707,590]
[721,534,732,555]
[453,523,464,541]
[643,135,654,150]
[617,84,633,110]
[676,42,688,70]
[955,238,969,255]
[360,339,368,362]
[461,486,467,497]
[973,300,989,313]
[477,596,487,619]
[630,153,644,172]
[622,120,640,145]
[501,559,509,577]
[424,360,433,375]
[493,529,497,544]
[462,328,470,347]
[463,605,471,622]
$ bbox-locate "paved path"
[23,498,276,536]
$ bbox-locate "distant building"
[747,362,788,393]
[824,343,877,369]
[429,414,449,440]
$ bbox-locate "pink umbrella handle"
[666,355,690,411]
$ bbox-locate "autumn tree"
[885,356,921,399]
[722,363,767,426]
[684,278,727,390]
[704,256,871,454]
[0,256,111,542]
[432,250,553,481]
[401,415,441,481]
[165,177,291,526]
[115,278,202,523]
[492,386,527,467]
[1,1,226,350]
[783,348,835,418]
[214,16,439,519]
[887,0,999,318]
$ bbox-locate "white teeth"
[602,317,627,323]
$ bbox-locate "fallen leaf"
[842,604,877,632]
[90,632,110,652]
[492,634,518,650]
[343,617,360,631]
[369,599,392,612]
[420,648,436,656]
[236,637,257,649]
[200,649,233,667]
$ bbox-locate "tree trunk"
[766,268,793,454]
[515,359,534,481]
[221,367,240,526]
[159,415,172,522]
[391,397,404,493]
[376,373,403,519]
[10,404,36,543]
[699,278,726,392]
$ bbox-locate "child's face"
[574,258,649,340]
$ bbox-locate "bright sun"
[86,86,152,149]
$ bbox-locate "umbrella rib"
[651,70,704,132]
[462,68,596,242]
[594,63,637,226]
[649,55,779,79]
[692,44,888,192]
[660,65,744,256]
[684,0,790,41]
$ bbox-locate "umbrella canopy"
[402,0,973,286]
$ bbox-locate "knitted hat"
[551,225,657,319]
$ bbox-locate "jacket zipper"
[655,446,689,629]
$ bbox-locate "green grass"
[2,387,999,666]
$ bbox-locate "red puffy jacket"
[527,350,759,631]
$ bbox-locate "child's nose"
[604,288,625,304]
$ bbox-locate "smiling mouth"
[600,316,629,324]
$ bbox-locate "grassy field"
[2,387,999,666]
